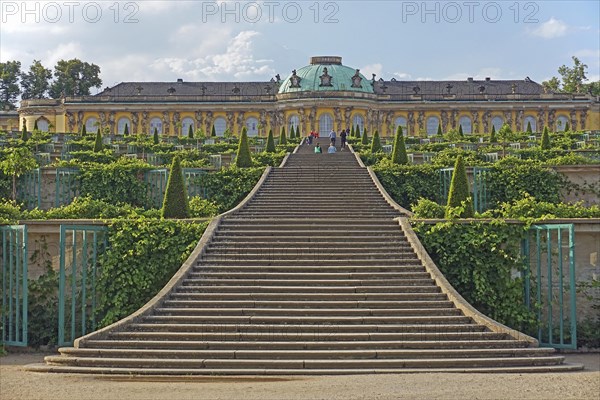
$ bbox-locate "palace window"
[458,116,472,134]
[556,115,569,132]
[117,117,131,135]
[426,116,440,136]
[394,117,408,135]
[491,116,504,132]
[352,114,365,133]
[289,115,300,132]
[319,113,333,136]
[35,118,49,132]
[85,117,98,133]
[214,117,227,136]
[246,117,259,137]
[523,116,537,132]
[181,117,194,136]
[149,117,162,135]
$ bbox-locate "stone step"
[27,363,585,375]
[208,237,409,244]
[180,278,435,287]
[56,347,555,360]
[107,331,508,342]
[217,222,400,230]
[200,254,420,262]
[152,307,459,317]
[165,292,445,302]
[191,266,427,274]
[142,315,472,325]
[161,299,452,309]
[186,271,429,279]
[198,259,419,266]
[173,285,439,294]
[81,339,531,351]
[204,244,411,253]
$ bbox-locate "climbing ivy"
[96,218,208,327]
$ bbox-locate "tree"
[458,124,464,137]
[526,121,533,134]
[211,125,216,137]
[289,125,295,139]
[280,126,287,145]
[490,125,497,142]
[437,124,443,136]
[93,128,103,152]
[391,125,409,165]
[124,123,129,136]
[446,155,474,218]
[370,130,382,152]
[20,60,52,100]
[235,127,252,167]
[542,56,599,95]
[498,123,512,157]
[49,59,102,98]
[266,129,276,152]
[188,124,193,138]
[81,124,87,137]
[0,60,21,109]
[33,120,39,131]
[0,146,37,200]
[564,121,570,132]
[355,125,361,139]
[351,124,356,138]
[161,156,190,219]
[541,126,551,150]
[361,128,369,145]
[153,127,159,144]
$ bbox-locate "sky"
[1,0,599,92]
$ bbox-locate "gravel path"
[1,353,599,400]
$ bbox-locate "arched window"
[426,116,440,136]
[149,117,162,135]
[181,117,194,137]
[491,116,504,132]
[523,116,537,132]
[319,113,333,136]
[85,117,98,133]
[245,117,259,137]
[117,117,131,135]
[35,118,49,132]
[394,117,408,135]
[458,116,472,134]
[213,117,227,136]
[556,115,569,132]
[288,115,300,132]
[352,114,364,133]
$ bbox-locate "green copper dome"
[278,56,374,94]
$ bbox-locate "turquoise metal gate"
[522,224,577,349]
[58,225,107,346]
[1,225,28,346]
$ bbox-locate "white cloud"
[393,72,412,79]
[361,63,383,79]
[531,18,568,39]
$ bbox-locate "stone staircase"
[28,138,582,374]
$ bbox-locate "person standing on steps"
[314,143,322,153]
[329,129,336,146]
[340,128,347,150]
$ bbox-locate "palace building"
[17,56,600,137]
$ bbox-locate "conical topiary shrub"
[21,121,28,141]
[93,128,103,152]
[355,125,361,139]
[490,125,497,143]
[370,130,382,152]
[351,125,356,138]
[289,126,295,140]
[564,121,570,132]
[161,156,190,219]
[211,125,216,137]
[437,124,443,136]
[458,124,464,136]
[81,124,87,137]
[280,126,287,145]
[124,123,129,136]
[391,125,409,165]
[34,120,39,131]
[235,127,252,168]
[153,127,159,144]
[266,129,276,153]
[188,124,193,138]
[526,121,533,134]
[541,126,551,150]
[361,128,369,145]
[446,155,474,218]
